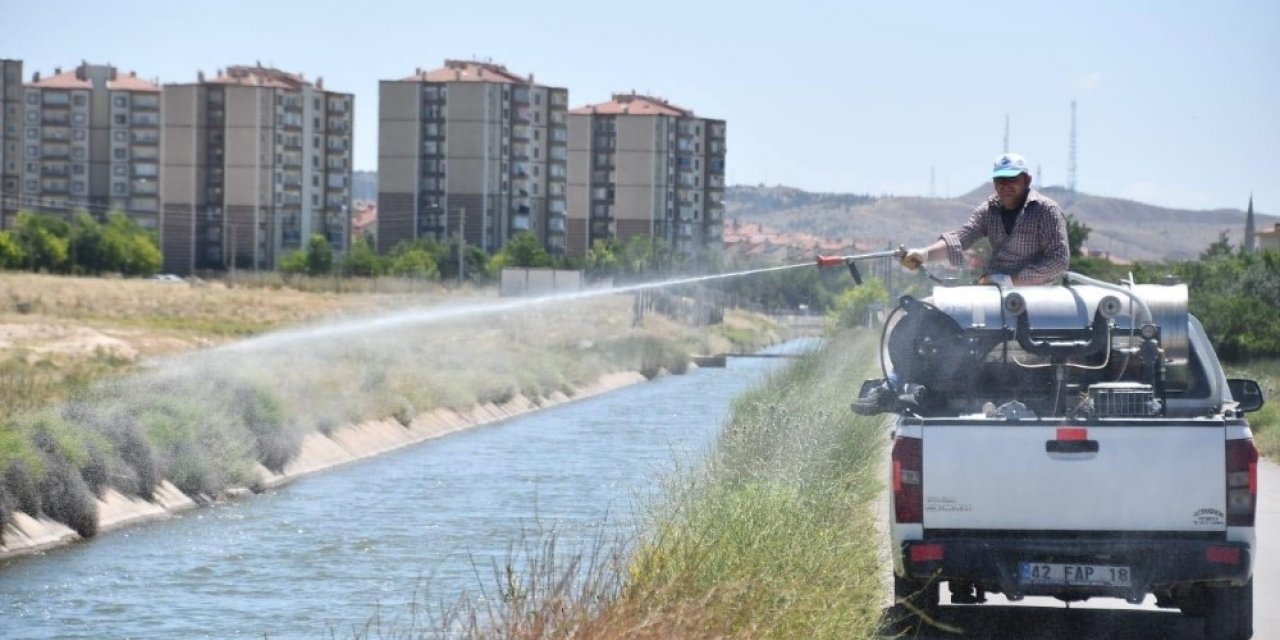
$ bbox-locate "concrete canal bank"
[0,371,647,560]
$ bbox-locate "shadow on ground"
[880,603,1205,639]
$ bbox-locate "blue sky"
[5,0,1277,213]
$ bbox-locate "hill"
[726,184,1276,262]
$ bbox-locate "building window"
[113,165,127,176]
[26,145,37,158]
[26,127,37,139]
[73,164,85,175]
[114,95,128,108]
[114,148,127,160]
[73,94,87,107]
[115,131,128,142]
[113,182,127,195]
[26,93,37,105]
[72,147,85,159]
[115,114,127,126]
[71,180,85,193]
[25,179,38,191]
[73,129,85,140]
[26,111,38,123]
[25,162,37,173]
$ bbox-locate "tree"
[303,234,333,276]
[0,230,25,268]
[1066,214,1092,258]
[584,239,621,279]
[489,232,552,272]
[341,234,384,277]
[828,278,890,329]
[12,211,70,273]
[278,250,307,274]
[386,244,438,278]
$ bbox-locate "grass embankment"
[1225,359,1280,458]
[456,330,888,640]
[0,273,781,544]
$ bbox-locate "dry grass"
[0,272,784,544]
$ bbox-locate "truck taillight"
[893,436,923,523]
[1226,438,1258,527]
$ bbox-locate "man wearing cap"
[900,152,1069,286]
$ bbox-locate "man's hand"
[900,247,928,270]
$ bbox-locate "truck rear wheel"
[1203,579,1252,640]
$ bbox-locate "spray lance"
[815,245,941,285]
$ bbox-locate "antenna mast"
[1003,114,1010,153]
[1068,100,1078,193]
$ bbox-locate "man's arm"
[902,204,989,269]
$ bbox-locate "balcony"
[132,180,158,195]
[547,216,566,233]
[42,112,70,126]
[132,131,160,145]
[132,112,160,127]
[41,164,70,177]
[512,214,530,231]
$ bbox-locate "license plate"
[1019,562,1131,587]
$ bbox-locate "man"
[901,152,1069,286]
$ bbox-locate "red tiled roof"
[352,201,377,235]
[107,72,161,92]
[403,59,530,84]
[207,65,309,89]
[570,93,692,117]
[28,69,91,90]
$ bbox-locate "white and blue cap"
[992,152,1030,178]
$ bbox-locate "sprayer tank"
[928,283,1190,389]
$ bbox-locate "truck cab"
[856,276,1264,640]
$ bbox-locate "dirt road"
[878,458,1278,639]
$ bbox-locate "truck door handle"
[1046,440,1099,454]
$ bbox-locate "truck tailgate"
[922,424,1226,532]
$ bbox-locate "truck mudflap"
[900,536,1252,601]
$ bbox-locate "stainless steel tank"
[928,283,1190,389]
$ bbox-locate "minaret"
[1244,193,1256,253]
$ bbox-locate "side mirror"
[1227,378,1265,413]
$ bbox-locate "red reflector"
[1057,427,1088,441]
[1250,462,1258,495]
[910,543,944,563]
[1206,546,1240,565]
[893,460,902,493]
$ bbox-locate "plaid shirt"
[940,189,1069,285]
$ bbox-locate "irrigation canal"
[0,339,818,639]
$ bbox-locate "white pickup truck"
[854,274,1264,640]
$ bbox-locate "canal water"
[0,340,816,639]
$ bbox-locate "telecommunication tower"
[1068,100,1078,192]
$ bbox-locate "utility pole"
[456,206,466,284]
[1068,100,1078,193]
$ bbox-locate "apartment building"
[1,59,23,227]
[377,60,569,254]
[566,93,726,256]
[4,63,162,230]
[161,65,353,274]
